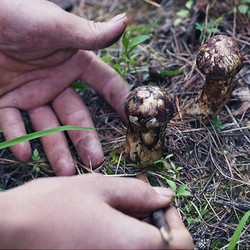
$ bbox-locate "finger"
[52,87,104,168]
[89,175,175,217]
[96,204,169,249]
[1,0,127,54]
[59,11,128,50]
[28,105,75,176]
[79,51,130,122]
[0,107,31,161]
[165,206,194,249]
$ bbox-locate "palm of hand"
[0,0,129,175]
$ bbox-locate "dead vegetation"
[0,0,249,249]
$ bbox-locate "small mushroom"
[125,86,174,168]
[185,35,243,121]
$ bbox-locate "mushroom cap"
[124,86,174,128]
[196,35,243,80]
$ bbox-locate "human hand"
[0,174,194,249]
[0,0,129,175]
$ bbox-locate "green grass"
[228,210,250,249]
[0,125,93,149]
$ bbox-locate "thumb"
[102,177,175,218]
[61,12,128,50]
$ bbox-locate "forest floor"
[0,0,249,249]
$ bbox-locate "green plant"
[185,201,209,225]
[154,154,191,197]
[102,19,184,85]
[167,180,191,197]
[228,210,250,250]
[110,154,120,165]
[71,81,89,91]
[159,70,184,76]
[195,17,222,42]
[208,118,225,132]
[106,166,115,175]
[237,0,250,19]
[174,0,193,26]
[31,149,49,173]
[31,148,40,162]
[154,155,183,179]
[126,158,150,167]
[0,126,93,173]
[112,30,150,79]
[106,17,164,82]
[0,125,93,149]
[109,148,125,167]
[168,162,183,179]
[31,149,42,173]
[154,153,173,165]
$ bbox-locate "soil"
[0,0,249,249]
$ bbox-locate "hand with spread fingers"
[0,0,130,175]
[0,174,194,249]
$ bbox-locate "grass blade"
[129,35,150,47]
[160,70,184,76]
[0,126,94,149]
[228,210,250,250]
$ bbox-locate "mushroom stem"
[187,76,236,119]
[125,86,174,168]
[184,35,243,121]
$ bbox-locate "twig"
[220,126,250,133]
[115,152,123,175]
[76,161,94,173]
[215,200,250,212]
[143,0,161,7]
[151,209,172,243]
[209,151,249,185]
[203,194,221,221]
[225,105,250,144]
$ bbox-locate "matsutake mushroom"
[125,86,174,168]
[184,35,243,121]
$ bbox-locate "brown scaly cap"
[196,35,243,80]
[124,85,174,128]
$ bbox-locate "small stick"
[151,209,172,243]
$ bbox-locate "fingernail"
[109,13,127,23]
[153,187,176,197]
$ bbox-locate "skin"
[0,2,195,248]
[0,174,194,249]
[0,0,130,175]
